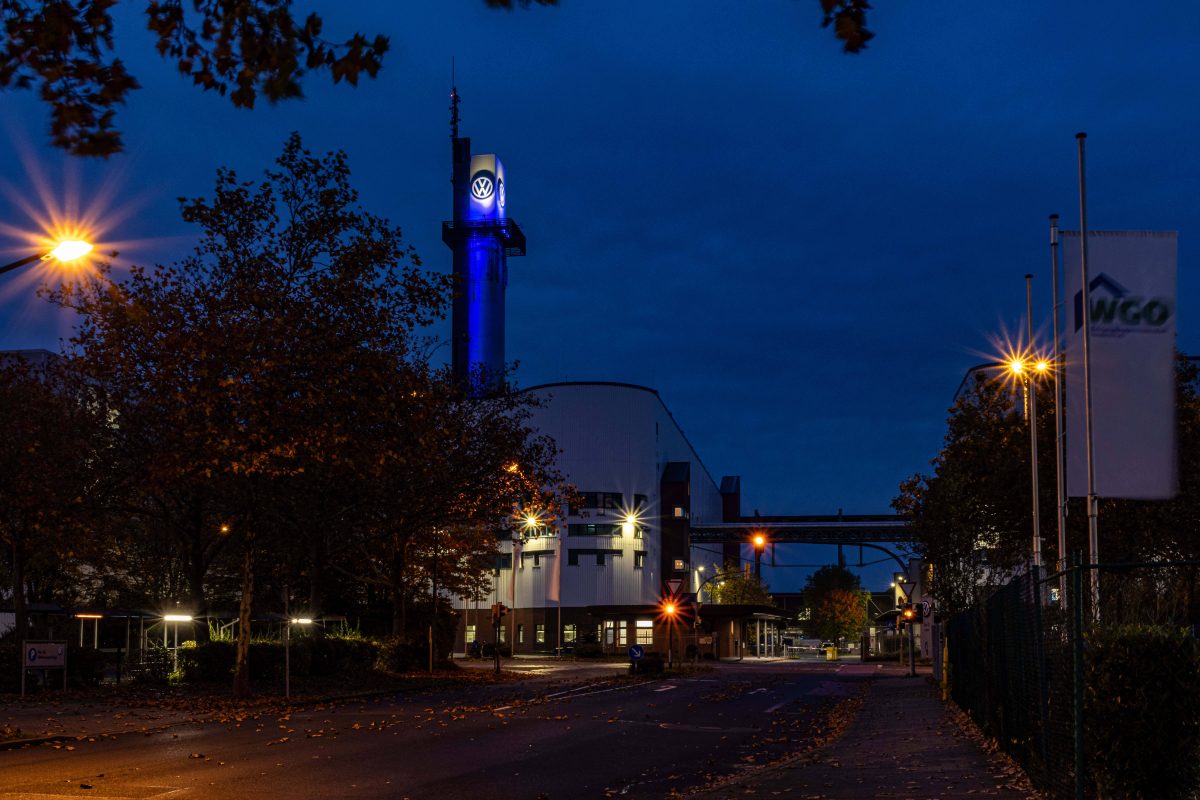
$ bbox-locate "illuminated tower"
[442,82,525,393]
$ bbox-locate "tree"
[802,565,867,642]
[895,355,1200,616]
[708,569,773,605]
[53,133,451,694]
[0,353,110,640]
[3,1,875,157]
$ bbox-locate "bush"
[1085,625,1200,799]
[177,640,235,682]
[66,645,106,687]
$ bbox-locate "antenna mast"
[449,57,460,139]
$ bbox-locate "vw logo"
[497,178,506,209]
[471,171,495,201]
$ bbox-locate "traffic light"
[491,603,509,623]
[900,604,917,624]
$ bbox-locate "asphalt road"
[0,661,876,800]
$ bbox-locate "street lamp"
[0,239,93,277]
[662,601,678,669]
[752,532,766,579]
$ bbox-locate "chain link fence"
[946,556,1200,800]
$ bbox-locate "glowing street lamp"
[751,532,766,579]
[285,616,313,699]
[0,239,93,277]
[661,601,678,669]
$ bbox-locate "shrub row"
[176,637,380,683]
[1085,625,1200,799]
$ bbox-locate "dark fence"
[946,556,1200,800]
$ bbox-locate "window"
[465,624,476,644]
[521,550,550,567]
[517,624,525,643]
[673,506,687,518]
[493,553,513,574]
[571,491,624,515]
[535,624,545,644]
[636,620,653,645]
[563,624,577,643]
[633,493,648,510]
[604,620,615,645]
[634,551,647,569]
[568,523,619,537]
[674,559,686,572]
[617,620,628,646]
[498,625,507,643]
[568,548,623,566]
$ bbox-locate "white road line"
[653,684,678,692]
[764,700,789,713]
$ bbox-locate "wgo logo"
[471,171,495,201]
[1073,272,1172,333]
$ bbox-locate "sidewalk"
[692,672,1038,799]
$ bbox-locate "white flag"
[546,532,562,603]
[1062,230,1177,499]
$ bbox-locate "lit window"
[498,626,506,643]
[674,559,686,571]
[617,620,628,647]
[673,506,686,518]
[636,619,653,645]
[563,624,577,643]
[517,624,525,643]
[465,624,476,644]
[634,552,646,569]
[535,624,545,644]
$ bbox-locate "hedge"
[1085,625,1200,799]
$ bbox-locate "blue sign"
[628,645,644,661]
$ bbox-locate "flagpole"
[556,530,562,659]
[1076,132,1100,620]
[1026,274,1042,571]
[1049,213,1068,608]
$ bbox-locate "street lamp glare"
[664,603,676,616]
[1008,358,1025,375]
[753,534,765,549]
[47,240,92,262]
[1035,360,1050,373]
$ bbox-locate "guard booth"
[692,604,789,659]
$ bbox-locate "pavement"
[691,666,1036,799]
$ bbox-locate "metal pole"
[1026,274,1042,569]
[1076,132,1101,620]
[284,586,290,700]
[907,617,917,677]
[1071,551,1086,800]
[1050,214,1069,607]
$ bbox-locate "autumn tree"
[54,133,450,694]
[708,569,773,605]
[802,565,867,642]
[0,353,111,640]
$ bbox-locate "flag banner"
[509,538,521,606]
[546,532,561,603]
[1062,230,1177,499]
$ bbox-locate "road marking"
[653,684,678,692]
[748,688,767,695]
[764,700,789,713]
[493,705,512,712]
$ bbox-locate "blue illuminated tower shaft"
[443,135,525,393]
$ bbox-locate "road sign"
[628,645,644,661]
[665,579,683,595]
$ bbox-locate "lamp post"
[663,602,677,669]
[1006,345,1049,573]
[0,240,93,277]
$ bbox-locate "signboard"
[468,154,506,222]
[24,641,65,668]
[698,636,713,646]
[1062,231,1178,499]
[628,645,644,661]
[921,600,932,619]
[664,579,683,595]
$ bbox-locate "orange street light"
[751,531,767,580]
[0,239,93,277]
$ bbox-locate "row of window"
[464,620,655,646]
[566,523,643,538]
[569,492,649,515]
[502,549,650,568]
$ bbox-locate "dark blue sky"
[0,2,1196,587]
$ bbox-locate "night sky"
[1,2,1196,589]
